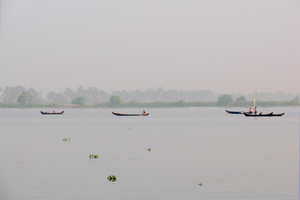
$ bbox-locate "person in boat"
[254,107,257,115]
[142,110,147,116]
[249,108,253,114]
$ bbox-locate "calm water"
[0,107,298,200]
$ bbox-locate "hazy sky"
[1,0,299,95]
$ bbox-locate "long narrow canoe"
[243,112,284,117]
[112,112,149,116]
[225,110,244,114]
[41,111,64,115]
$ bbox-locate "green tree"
[218,94,233,106]
[64,88,76,102]
[28,87,43,103]
[17,91,33,104]
[234,95,247,106]
[47,92,69,104]
[2,86,26,103]
[235,96,246,102]
[175,100,186,107]
[71,96,86,106]
[109,95,123,107]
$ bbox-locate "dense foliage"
[0,85,299,108]
[17,91,33,104]
[218,94,233,106]
[71,96,86,106]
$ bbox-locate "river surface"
[0,107,298,200]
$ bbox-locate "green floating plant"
[107,175,117,182]
[89,154,99,159]
[62,138,68,141]
[148,148,151,151]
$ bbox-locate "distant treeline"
[0,95,299,109]
[0,99,298,108]
[93,94,299,108]
[0,85,299,108]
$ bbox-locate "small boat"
[225,110,244,114]
[112,111,149,116]
[41,111,64,115]
[243,112,284,117]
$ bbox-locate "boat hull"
[112,112,149,116]
[41,111,64,115]
[225,110,244,114]
[243,112,284,117]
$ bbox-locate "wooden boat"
[225,110,244,114]
[41,111,64,115]
[112,111,149,116]
[243,112,284,117]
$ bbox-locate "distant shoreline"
[1,101,299,108]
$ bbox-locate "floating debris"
[198,183,203,186]
[62,138,68,141]
[148,148,151,151]
[107,175,117,182]
[89,154,99,159]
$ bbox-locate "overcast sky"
[1,0,299,95]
